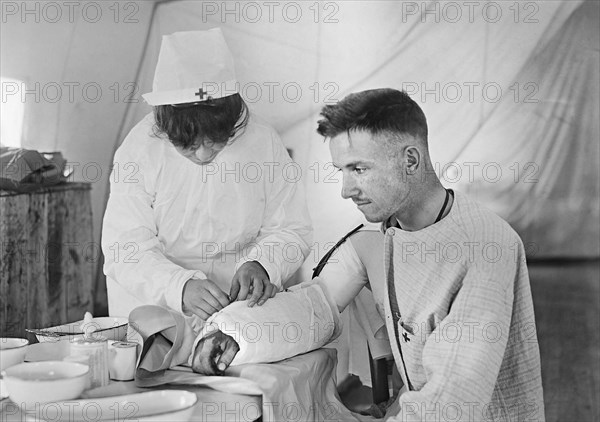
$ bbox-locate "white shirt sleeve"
[317,240,369,312]
[102,144,207,315]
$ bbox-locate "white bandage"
[189,279,341,366]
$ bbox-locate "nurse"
[102,29,312,324]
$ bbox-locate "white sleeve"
[190,279,341,366]
[101,144,207,314]
[235,129,313,287]
[317,240,369,312]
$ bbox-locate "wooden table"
[0,183,94,342]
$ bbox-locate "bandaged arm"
[189,278,343,366]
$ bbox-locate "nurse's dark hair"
[316,88,428,145]
[152,93,249,149]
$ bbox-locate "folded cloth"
[0,147,67,192]
[128,305,196,385]
[228,348,361,421]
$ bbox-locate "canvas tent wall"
[1,1,598,310]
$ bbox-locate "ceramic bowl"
[0,338,29,371]
[1,361,89,407]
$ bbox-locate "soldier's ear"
[404,146,421,175]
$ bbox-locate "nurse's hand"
[191,330,239,375]
[182,278,231,320]
[230,261,277,307]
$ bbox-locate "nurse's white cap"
[142,28,239,106]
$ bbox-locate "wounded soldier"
[181,89,545,422]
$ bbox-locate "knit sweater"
[383,191,545,422]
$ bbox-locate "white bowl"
[0,338,29,371]
[1,361,89,407]
[35,317,128,343]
